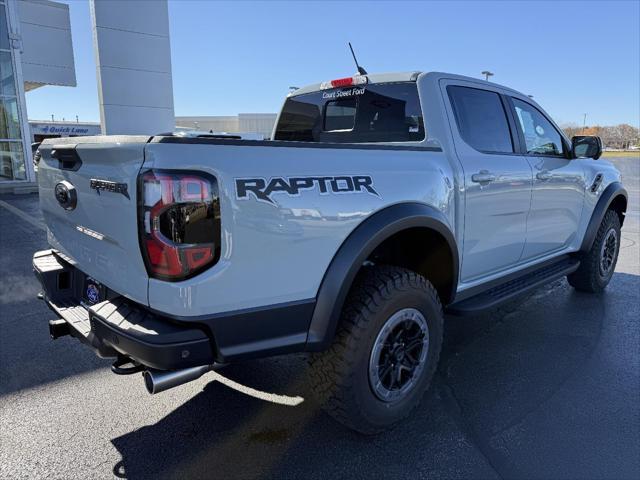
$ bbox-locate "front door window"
[512,98,564,157]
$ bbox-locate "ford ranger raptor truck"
[33,72,627,433]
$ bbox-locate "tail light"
[319,75,368,90]
[138,170,221,281]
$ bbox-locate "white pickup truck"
[33,71,627,433]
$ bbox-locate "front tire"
[309,266,443,434]
[568,209,621,293]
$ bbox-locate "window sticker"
[322,87,366,100]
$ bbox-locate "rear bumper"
[33,249,215,370]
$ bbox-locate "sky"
[25,0,640,127]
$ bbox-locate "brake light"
[319,75,368,90]
[139,170,221,281]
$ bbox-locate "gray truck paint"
[38,140,150,305]
[143,140,454,316]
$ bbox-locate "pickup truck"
[33,71,627,433]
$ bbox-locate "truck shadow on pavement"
[110,273,640,480]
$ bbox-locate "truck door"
[443,82,533,282]
[508,97,586,260]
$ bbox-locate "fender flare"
[580,182,627,252]
[306,202,459,351]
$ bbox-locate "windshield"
[274,82,424,143]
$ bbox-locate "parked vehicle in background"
[31,142,42,173]
[33,71,627,433]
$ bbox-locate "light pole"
[481,71,494,81]
[582,113,587,132]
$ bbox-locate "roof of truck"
[288,71,525,99]
[289,71,422,96]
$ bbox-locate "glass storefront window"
[0,141,25,180]
[0,3,9,51]
[0,51,15,96]
[0,97,21,139]
[1,1,27,182]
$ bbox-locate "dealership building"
[175,113,277,139]
[1,0,178,191]
[29,120,101,143]
[1,0,76,187]
[1,0,277,192]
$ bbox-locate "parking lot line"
[0,199,46,232]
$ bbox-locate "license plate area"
[83,277,106,305]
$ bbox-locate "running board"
[447,258,580,316]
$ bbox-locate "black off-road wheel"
[568,209,621,293]
[309,266,444,434]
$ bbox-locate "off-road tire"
[568,209,621,293]
[308,265,444,434]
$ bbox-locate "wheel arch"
[580,182,627,252]
[306,202,459,351]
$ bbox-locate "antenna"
[481,70,494,81]
[348,42,367,75]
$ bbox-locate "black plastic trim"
[306,202,459,351]
[33,250,117,358]
[33,250,214,370]
[452,255,569,303]
[501,94,523,154]
[33,249,317,365]
[448,257,580,315]
[90,312,212,371]
[156,299,316,362]
[150,136,442,152]
[50,147,82,171]
[580,182,628,252]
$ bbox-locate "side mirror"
[572,135,602,160]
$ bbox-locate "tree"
[561,123,639,149]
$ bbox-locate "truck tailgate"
[37,137,150,305]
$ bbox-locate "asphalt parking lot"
[1,156,638,480]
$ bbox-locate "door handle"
[471,171,496,184]
[536,170,553,181]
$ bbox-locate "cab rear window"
[324,98,357,131]
[274,82,424,143]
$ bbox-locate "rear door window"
[447,86,514,153]
[274,82,424,143]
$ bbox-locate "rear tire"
[309,266,443,434]
[568,209,621,293]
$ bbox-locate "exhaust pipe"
[143,364,218,394]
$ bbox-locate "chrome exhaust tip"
[143,364,217,394]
